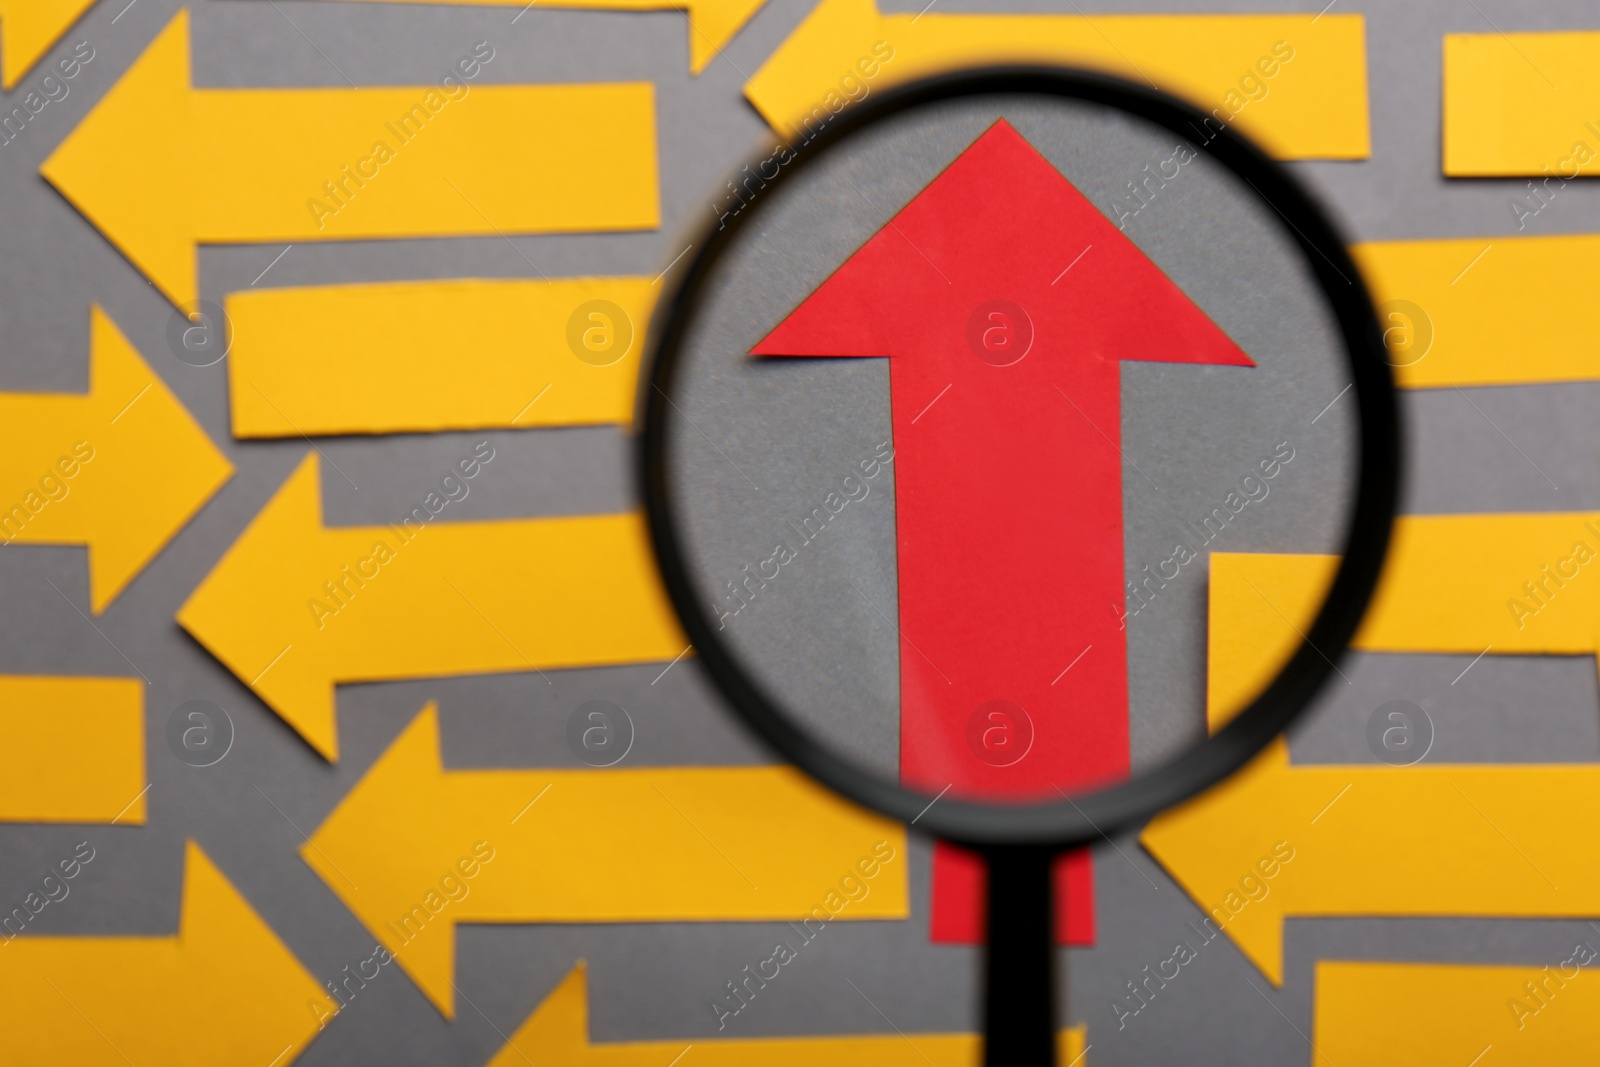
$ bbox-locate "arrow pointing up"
[754,119,1251,938]
[40,10,658,310]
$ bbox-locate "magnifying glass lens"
[651,84,1378,828]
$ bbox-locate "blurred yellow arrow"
[1444,31,1600,175]
[41,10,659,310]
[178,453,686,760]
[304,705,909,1018]
[226,277,655,437]
[0,305,231,613]
[490,961,1087,1065]
[0,0,94,89]
[0,676,144,823]
[1356,235,1600,388]
[1143,535,1600,985]
[1315,958,1600,1066]
[0,841,333,1066]
[1205,514,1600,726]
[744,0,1368,159]
[282,0,769,73]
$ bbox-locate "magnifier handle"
[982,844,1059,1067]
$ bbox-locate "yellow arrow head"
[1140,740,1297,986]
[176,840,338,1061]
[743,0,882,134]
[82,307,232,612]
[490,962,594,1065]
[41,11,197,308]
[177,451,335,759]
[0,840,333,1065]
[302,703,462,1016]
[0,0,96,89]
[685,0,771,73]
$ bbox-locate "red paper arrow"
[753,120,1253,943]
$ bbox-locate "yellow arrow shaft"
[1444,31,1600,175]
[428,765,905,922]
[0,677,144,823]
[745,0,1369,160]
[0,393,97,543]
[189,82,658,241]
[226,277,654,436]
[1269,763,1600,918]
[1355,235,1600,388]
[1316,959,1600,1065]
[293,511,684,684]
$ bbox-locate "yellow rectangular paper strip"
[1444,31,1600,175]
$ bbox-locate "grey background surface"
[2,0,1599,1064]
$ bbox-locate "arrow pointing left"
[41,10,660,310]
[265,0,771,75]
[0,841,333,1066]
[0,305,232,613]
[304,704,909,1018]
[176,452,688,761]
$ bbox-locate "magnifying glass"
[638,67,1399,1066]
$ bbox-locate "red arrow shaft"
[892,344,1129,800]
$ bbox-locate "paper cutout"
[0,676,144,823]
[279,0,769,74]
[1444,31,1600,175]
[40,10,660,311]
[1206,513,1600,729]
[490,961,1089,1065]
[930,844,1093,946]
[0,841,333,1066]
[754,120,1252,942]
[302,704,909,1019]
[0,306,233,613]
[745,0,1369,160]
[1315,959,1600,1065]
[176,453,686,761]
[227,277,655,437]
[1144,539,1600,985]
[0,0,95,90]
[1355,235,1600,387]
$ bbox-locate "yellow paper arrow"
[227,277,655,437]
[0,840,333,1066]
[1314,958,1600,1065]
[1141,737,1600,986]
[1355,235,1600,387]
[176,452,686,760]
[40,10,659,311]
[1205,514,1600,726]
[490,961,1088,1065]
[303,704,909,1018]
[1145,532,1600,986]
[0,0,94,89]
[281,0,768,74]
[1444,31,1600,175]
[0,676,144,824]
[744,0,1369,160]
[0,305,232,613]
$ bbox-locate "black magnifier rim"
[638,65,1400,849]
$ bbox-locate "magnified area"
[659,93,1357,809]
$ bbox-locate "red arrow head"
[752,119,1254,369]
